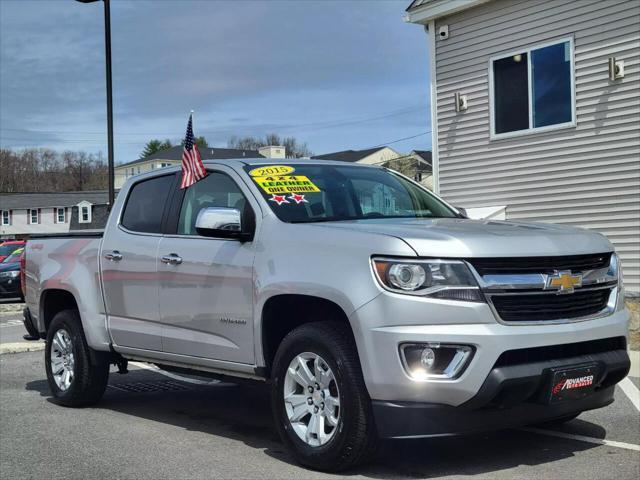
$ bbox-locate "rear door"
[101,173,176,351]
[157,167,258,364]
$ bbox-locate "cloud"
[0,0,430,162]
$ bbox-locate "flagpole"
[104,0,115,209]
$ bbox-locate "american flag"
[180,113,207,189]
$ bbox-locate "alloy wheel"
[50,329,75,391]
[283,352,340,447]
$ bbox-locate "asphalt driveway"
[0,346,638,479]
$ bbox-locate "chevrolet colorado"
[25,159,630,471]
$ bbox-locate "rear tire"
[45,309,109,407]
[271,321,377,472]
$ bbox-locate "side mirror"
[455,206,468,218]
[195,207,253,241]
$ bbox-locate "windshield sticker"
[268,194,290,206]
[288,193,308,204]
[253,175,321,195]
[249,165,295,177]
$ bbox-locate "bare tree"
[0,148,108,193]
[227,133,312,158]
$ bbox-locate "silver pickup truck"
[25,159,630,471]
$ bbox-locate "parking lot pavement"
[0,307,44,352]
[1,351,638,480]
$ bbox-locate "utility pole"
[76,0,115,208]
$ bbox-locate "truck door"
[101,173,176,351]
[157,168,257,364]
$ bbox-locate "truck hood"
[313,218,612,258]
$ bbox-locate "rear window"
[121,175,174,233]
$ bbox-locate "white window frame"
[29,209,39,225]
[56,207,66,223]
[78,202,92,224]
[488,36,576,140]
[1,210,10,226]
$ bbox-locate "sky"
[0,0,431,163]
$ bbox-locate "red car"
[0,240,25,262]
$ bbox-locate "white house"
[0,191,109,239]
[405,0,640,293]
[312,146,402,165]
[115,145,286,188]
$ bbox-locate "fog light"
[420,348,436,369]
[400,343,474,380]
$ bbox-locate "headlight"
[610,253,623,288]
[0,270,19,279]
[373,258,484,302]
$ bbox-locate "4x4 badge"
[545,271,582,294]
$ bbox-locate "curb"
[0,305,24,315]
[0,341,45,355]
[628,349,640,378]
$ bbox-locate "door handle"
[161,254,183,265]
[104,250,123,262]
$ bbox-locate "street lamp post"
[76,0,115,209]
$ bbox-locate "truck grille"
[468,253,611,276]
[490,288,612,322]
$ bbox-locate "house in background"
[312,146,401,165]
[383,149,434,190]
[0,191,109,239]
[405,0,640,294]
[115,145,286,188]
[313,147,435,190]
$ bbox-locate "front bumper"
[0,276,21,297]
[373,348,629,438]
[349,293,630,405]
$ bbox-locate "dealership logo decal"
[545,270,582,294]
[552,375,594,394]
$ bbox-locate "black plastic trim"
[372,348,629,438]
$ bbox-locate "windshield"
[0,244,21,256]
[243,164,457,223]
[2,248,24,263]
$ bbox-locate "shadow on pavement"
[26,370,601,478]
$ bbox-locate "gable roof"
[412,150,432,164]
[311,147,388,162]
[0,191,110,210]
[118,146,265,168]
[405,0,490,23]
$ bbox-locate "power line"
[368,130,431,148]
[0,106,426,138]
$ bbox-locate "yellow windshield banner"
[253,175,321,195]
[248,165,295,177]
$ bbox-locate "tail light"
[20,246,26,298]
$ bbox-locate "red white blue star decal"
[288,193,308,204]
[269,194,289,205]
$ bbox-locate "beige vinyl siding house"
[0,191,109,238]
[405,0,640,294]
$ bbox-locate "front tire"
[271,321,377,472]
[45,309,109,407]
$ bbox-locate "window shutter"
[38,208,41,224]
[54,208,57,224]
[9,210,12,226]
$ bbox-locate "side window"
[121,175,174,233]
[177,172,246,236]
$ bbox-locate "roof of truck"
[201,158,380,168]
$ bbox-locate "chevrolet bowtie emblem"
[545,271,582,294]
